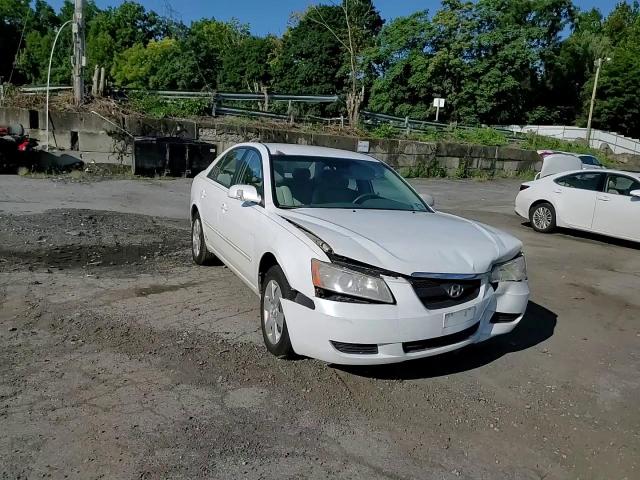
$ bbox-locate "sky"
[48,0,621,36]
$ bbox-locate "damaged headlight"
[311,259,394,304]
[490,254,527,283]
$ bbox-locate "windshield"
[270,155,429,212]
[580,155,601,166]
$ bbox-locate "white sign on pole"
[357,140,370,153]
[433,97,445,121]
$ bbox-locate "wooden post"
[72,0,85,105]
[91,65,99,96]
[98,67,105,96]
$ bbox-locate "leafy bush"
[451,128,509,146]
[127,92,209,119]
[370,123,398,139]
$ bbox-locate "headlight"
[490,254,527,283]
[311,259,394,304]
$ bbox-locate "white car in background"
[516,169,640,242]
[537,150,605,171]
[190,143,529,365]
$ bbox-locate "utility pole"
[72,0,85,106]
[586,57,610,145]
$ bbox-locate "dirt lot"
[1,176,639,479]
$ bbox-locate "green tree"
[1,0,32,83]
[86,1,167,76]
[111,37,196,90]
[584,5,640,137]
[368,11,436,118]
[179,18,250,90]
[218,36,277,92]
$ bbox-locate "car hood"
[279,209,522,276]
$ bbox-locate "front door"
[220,149,266,286]
[200,148,246,259]
[553,172,606,229]
[592,174,640,241]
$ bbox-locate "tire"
[191,212,218,265]
[260,265,295,358]
[529,202,556,233]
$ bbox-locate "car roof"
[261,143,378,162]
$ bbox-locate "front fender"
[256,213,329,299]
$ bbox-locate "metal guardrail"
[19,85,72,94]
[129,90,339,104]
[362,111,522,138]
[502,124,640,155]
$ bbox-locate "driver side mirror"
[631,190,640,199]
[228,184,261,204]
[420,193,435,208]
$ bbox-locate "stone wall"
[1,107,541,175]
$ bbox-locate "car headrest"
[292,168,311,182]
[349,163,376,181]
[320,170,348,189]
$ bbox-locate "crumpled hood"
[279,208,522,275]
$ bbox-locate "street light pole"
[586,57,609,146]
[45,20,72,151]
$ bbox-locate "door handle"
[597,196,610,202]
[220,202,228,213]
[200,189,207,199]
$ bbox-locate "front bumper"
[282,276,529,365]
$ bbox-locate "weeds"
[127,92,209,119]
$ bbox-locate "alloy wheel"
[533,206,552,230]
[192,218,202,258]
[263,279,284,345]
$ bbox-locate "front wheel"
[529,202,556,233]
[261,265,295,358]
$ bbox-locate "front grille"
[402,322,480,353]
[330,341,379,355]
[408,277,481,310]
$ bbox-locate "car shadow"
[521,221,639,250]
[334,301,556,381]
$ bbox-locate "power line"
[9,7,32,84]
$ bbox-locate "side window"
[555,173,605,192]
[207,148,246,188]
[237,150,264,197]
[605,175,640,196]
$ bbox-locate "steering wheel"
[352,193,380,204]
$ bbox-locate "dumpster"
[133,137,216,177]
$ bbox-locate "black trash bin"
[133,137,216,177]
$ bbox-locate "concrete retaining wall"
[197,122,541,175]
[1,107,541,175]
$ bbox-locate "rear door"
[553,172,606,229]
[592,174,640,241]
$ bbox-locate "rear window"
[555,172,606,191]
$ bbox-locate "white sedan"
[190,143,530,365]
[516,169,640,242]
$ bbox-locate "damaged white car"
[190,143,530,365]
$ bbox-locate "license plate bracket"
[443,306,477,330]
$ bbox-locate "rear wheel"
[529,202,556,233]
[261,265,294,358]
[191,212,218,265]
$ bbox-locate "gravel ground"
[0,176,639,479]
